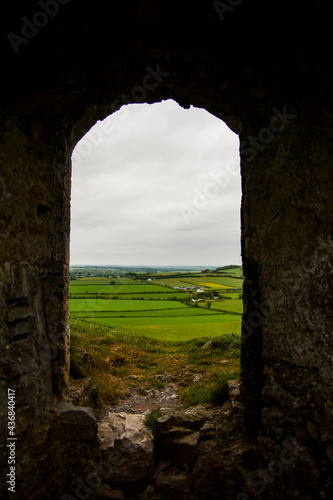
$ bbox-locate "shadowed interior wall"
[0,1,332,498]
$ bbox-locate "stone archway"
[0,1,332,498]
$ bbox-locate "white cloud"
[70,100,241,266]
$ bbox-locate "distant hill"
[215,265,241,272]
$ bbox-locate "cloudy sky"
[70,99,241,267]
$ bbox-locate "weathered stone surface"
[55,407,97,441]
[0,2,332,498]
[154,460,187,499]
[6,337,39,377]
[158,428,200,471]
[95,485,125,499]
[70,347,92,379]
[67,377,96,407]
[157,405,209,433]
[156,405,229,471]
[98,413,154,490]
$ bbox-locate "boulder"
[98,413,154,492]
[156,408,207,470]
[158,429,200,470]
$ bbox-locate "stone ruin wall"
[0,1,332,498]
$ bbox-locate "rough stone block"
[98,413,154,486]
[55,407,97,441]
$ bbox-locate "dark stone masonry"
[0,1,332,498]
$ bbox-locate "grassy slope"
[90,314,241,341]
[70,318,241,406]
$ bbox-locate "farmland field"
[180,277,243,288]
[216,268,243,278]
[91,292,190,300]
[90,314,241,341]
[70,284,174,294]
[70,307,222,318]
[206,299,243,314]
[70,298,187,312]
[198,282,230,289]
[70,278,112,286]
[113,277,136,285]
[150,278,195,288]
[69,268,243,341]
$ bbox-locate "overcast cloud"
[70,99,241,267]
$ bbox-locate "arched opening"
[1,2,331,498]
[71,100,241,266]
[69,99,243,411]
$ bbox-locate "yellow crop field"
[198,282,229,289]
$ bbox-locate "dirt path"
[106,382,183,414]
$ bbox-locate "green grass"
[70,292,190,300]
[89,314,241,341]
[150,278,196,288]
[70,307,222,318]
[69,318,241,407]
[144,408,162,428]
[70,298,187,312]
[179,368,241,406]
[200,299,243,314]
[219,293,242,299]
[70,284,173,294]
[70,278,112,285]
[180,277,243,288]
[114,277,136,285]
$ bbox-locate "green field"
[70,298,187,312]
[70,278,112,286]
[70,292,189,300]
[151,276,242,290]
[69,270,243,341]
[100,292,189,300]
[151,278,194,287]
[89,314,241,341]
[219,293,242,299]
[180,277,243,288]
[70,284,174,294]
[216,268,243,278]
[204,299,243,314]
[113,277,136,285]
[70,307,222,318]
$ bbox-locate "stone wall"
[241,111,333,496]
[0,1,332,498]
